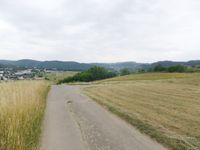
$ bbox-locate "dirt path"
[39,85,167,150]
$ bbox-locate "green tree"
[58,66,117,84]
[167,65,186,72]
[153,64,166,72]
[120,68,131,76]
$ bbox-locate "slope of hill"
[0,59,200,71]
[186,60,200,66]
[0,60,146,71]
[152,60,200,67]
[84,73,200,150]
[0,60,92,71]
[36,61,91,71]
[92,62,146,71]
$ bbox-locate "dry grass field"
[45,71,78,82]
[83,73,200,150]
[0,81,49,150]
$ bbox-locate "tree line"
[58,64,200,84]
[151,64,186,72]
[58,66,118,84]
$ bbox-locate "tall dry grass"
[0,81,49,150]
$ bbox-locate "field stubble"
[83,73,200,150]
[45,71,78,82]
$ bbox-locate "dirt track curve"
[39,85,167,150]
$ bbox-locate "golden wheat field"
[0,81,49,150]
[83,73,200,150]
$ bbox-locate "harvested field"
[84,73,200,150]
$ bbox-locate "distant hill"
[92,62,146,71]
[0,60,146,71]
[0,59,92,71]
[0,59,200,71]
[186,60,200,66]
[152,60,200,67]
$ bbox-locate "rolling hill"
[0,59,92,71]
[0,59,200,71]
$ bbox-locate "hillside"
[0,59,92,71]
[1,59,200,71]
[0,60,146,71]
[152,60,200,67]
[83,73,200,149]
[92,62,146,71]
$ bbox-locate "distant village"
[0,68,54,81]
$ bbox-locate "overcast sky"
[0,0,200,63]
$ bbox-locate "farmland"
[0,81,49,150]
[83,73,200,150]
[45,71,78,82]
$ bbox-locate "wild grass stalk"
[0,81,49,150]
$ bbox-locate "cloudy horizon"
[0,0,200,63]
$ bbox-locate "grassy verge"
[99,72,200,83]
[0,81,50,150]
[83,73,200,150]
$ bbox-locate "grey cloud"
[0,0,200,62]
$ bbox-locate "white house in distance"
[0,71,4,80]
[14,69,32,76]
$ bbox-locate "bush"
[58,66,117,84]
[120,68,131,76]
[167,65,186,72]
[152,64,186,73]
[153,64,166,72]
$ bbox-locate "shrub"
[153,64,166,72]
[167,65,186,72]
[152,64,186,73]
[120,68,131,76]
[58,66,117,83]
